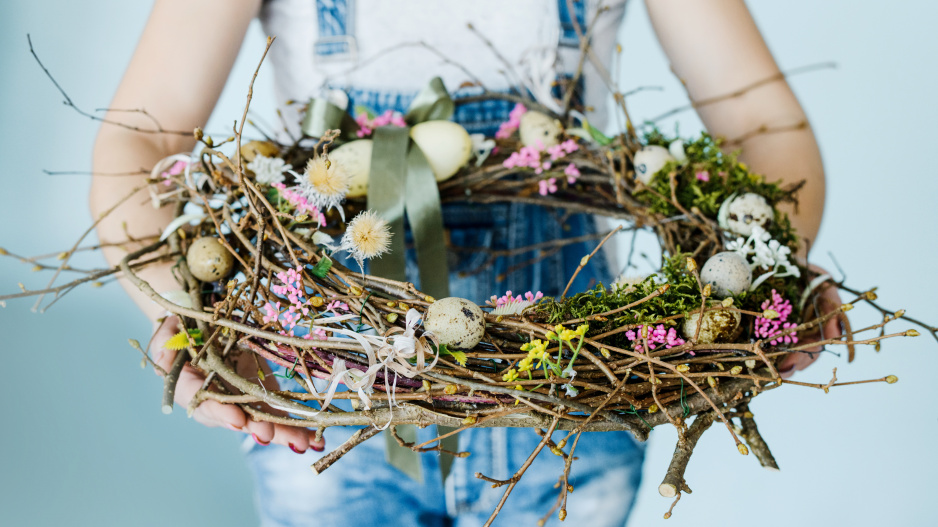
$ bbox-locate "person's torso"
[259,0,626,135]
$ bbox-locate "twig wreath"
[6,13,937,524]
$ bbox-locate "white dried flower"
[728,225,801,290]
[490,300,535,316]
[247,155,291,185]
[340,210,392,267]
[293,156,352,215]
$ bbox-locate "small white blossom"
[728,225,800,290]
[247,155,291,185]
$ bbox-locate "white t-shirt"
[259,0,627,135]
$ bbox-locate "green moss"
[635,131,799,248]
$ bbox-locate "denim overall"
[244,3,644,526]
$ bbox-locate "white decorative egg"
[410,121,473,182]
[519,111,562,149]
[328,139,372,198]
[700,251,752,297]
[682,302,742,344]
[668,140,687,163]
[187,237,234,282]
[717,192,775,236]
[423,297,486,349]
[633,145,675,184]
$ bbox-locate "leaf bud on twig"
[905,329,920,337]
[685,257,697,273]
[886,375,898,384]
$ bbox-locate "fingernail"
[289,443,305,454]
[252,433,270,446]
[310,442,325,452]
[226,424,242,432]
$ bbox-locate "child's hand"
[777,266,845,378]
[152,316,325,454]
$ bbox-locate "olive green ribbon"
[302,79,458,481]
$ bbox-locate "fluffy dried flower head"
[341,210,392,266]
[295,156,351,213]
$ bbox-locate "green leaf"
[311,256,333,278]
[354,105,376,120]
[163,331,190,351]
[187,328,204,346]
[434,343,468,366]
[587,126,614,146]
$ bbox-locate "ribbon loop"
[405,76,455,124]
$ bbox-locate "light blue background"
[1,1,936,526]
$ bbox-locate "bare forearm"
[90,130,195,321]
[646,0,825,252]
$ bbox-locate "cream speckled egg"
[700,252,752,298]
[519,111,562,149]
[633,145,675,184]
[423,297,486,349]
[329,139,372,198]
[187,237,234,282]
[240,140,280,164]
[410,121,473,181]
[717,193,775,236]
[682,302,742,344]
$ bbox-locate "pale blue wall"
[0,1,935,526]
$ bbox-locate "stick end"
[658,483,678,498]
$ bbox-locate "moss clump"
[637,131,799,248]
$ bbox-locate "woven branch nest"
[130,108,879,448]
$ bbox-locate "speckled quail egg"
[240,140,280,163]
[682,302,742,344]
[717,192,775,236]
[519,111,562,148]
[186,237,234,282]
[409,121,473,181]
[328,139,372,198]
[633,145,675,184]
[423,297,486,349]
[700,252,752,297]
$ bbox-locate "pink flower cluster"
[355,110,407,138]
[503,139,580,196]
[755,289,799,346]
[326,299,349,315]
[495,103,528,139]
[625,324,686,353]
[504,139,579,174]
[272,182,327,225]
[262,268,325,339]
[489,290,543,308]
[695,170,710,182]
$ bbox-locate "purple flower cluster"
[625,324,686,352]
